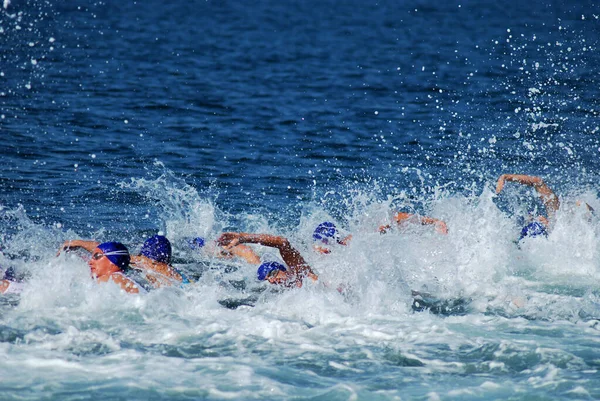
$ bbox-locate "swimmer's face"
[88,248,117,278]
[266,269,288,285]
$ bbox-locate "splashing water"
[3,1,600,400]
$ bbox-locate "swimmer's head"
[140,235,172,264]
[97,242,131,270]
[312,222,340,245]
[3,266,16,281]
[518,221,548,241]
[257,261,287,281]
[189,237,206,249]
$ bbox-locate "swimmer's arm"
[496,174,546,193]
[419,216,448,234]
[379,212,414,233]
[143,273,164,288]
[496,174,560,220]
[218,232,317,278]
[130,255,183,281]
[57,240,100,256]
[228,244,261,265]
[338,234,353,245]
[110,273,140,294]
[0,279,10,294]
[380,212,448,234]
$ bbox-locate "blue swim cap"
[257,261,287,281]
[313,221,339,245]
[189,237,205,249]
[519,222,548,241]
[97,242,130,270]
[3,266,16,281]
[140,235,172,264]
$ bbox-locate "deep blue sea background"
[2,1,600,400]
[3,0,599,233]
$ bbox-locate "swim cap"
[519,221,548,241]
[97,242,130,270]
[3,266,16,281]
[189,237,205,249]
[140,235,172,264]
[312,222,339,245]
[257,261,286,281]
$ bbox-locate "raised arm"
[217,232,316,278]
[496,174,560,220]
[227,244,261,265]
[380,212,448,234]
[57,240,100,256]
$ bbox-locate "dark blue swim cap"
[189,237,205,249]
[97,242,130,270]
[3,266,16,281]
[519,221,548,241]
[257,261,287,281]
[140,235,172,264]
[313,222,339,245]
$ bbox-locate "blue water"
[2,0,600,400]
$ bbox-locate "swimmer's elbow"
[279,238,292,250]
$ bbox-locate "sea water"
[2,1,600,400]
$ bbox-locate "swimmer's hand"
[495,174,507,194]
[57,240,74,256]
[435,221,448,235]
[379,224,392,234]
[57,240,99,256]
[216,232,241,249]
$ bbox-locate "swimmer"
[379,212,448,234]
[312,214,447,255]
[496,174,558,238]
[59,236,187,288]
[87,242,144,293]
[379,212,448,235]
[312,222,352,254]
[217,232,317,288]
[189,236,261,264]
[0,245,28,295]
[495,174,593,240]
[0,266,24,295]
[130,235,191,287]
